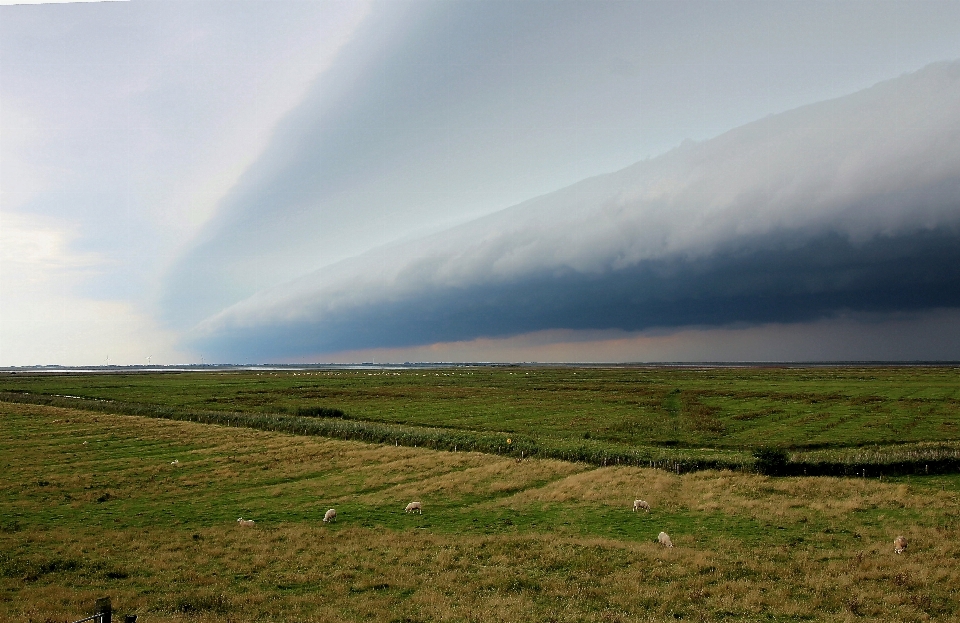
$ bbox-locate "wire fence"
[68,597,136,623]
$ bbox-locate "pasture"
[3,366,960,451]
[1,367,959,621]
[3,366,960,473]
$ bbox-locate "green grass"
[2,366,959,449]
[2,366,959,474]
[2,401,959,621]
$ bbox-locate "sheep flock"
[234,493,912,561]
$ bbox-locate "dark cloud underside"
[188,60,960,361]
[197,226,960,360]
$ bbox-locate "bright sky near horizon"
[2,0,960,365]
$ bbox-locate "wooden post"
[95,597,111,623]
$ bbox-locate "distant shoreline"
[3,360,960,373]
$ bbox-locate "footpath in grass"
[2,402,959,622]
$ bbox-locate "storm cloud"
[192,61,960,360]
[7,1,960,366]
[162,0,960,330]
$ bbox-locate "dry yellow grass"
[2,401,959,622]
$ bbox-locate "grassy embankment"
[2,366,959,474]
[2,401,959,622]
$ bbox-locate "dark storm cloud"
[191,61,960,360]
[163,0,960,329]
[194,227,960,360]
[162,0,659,326]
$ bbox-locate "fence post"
[95,597,111,623]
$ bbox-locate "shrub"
[753,447,789,475]
[294,406,346,418]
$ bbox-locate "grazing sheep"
[170,459,179,465]
[236,517,255,527]
[633,499,651,512]
[894,535,907,554]
[405,501,423,514]
[323,508,337,523]
[658,531,673,548]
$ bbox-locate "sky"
[2,0,960,365]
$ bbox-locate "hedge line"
[784,442,960,477]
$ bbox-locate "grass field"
[3,367,959,449]
[2,366,960,474]
[2,393,960,621]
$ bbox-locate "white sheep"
[236,517,255,527]
[323,508,337,523]
[633,499,650,512]
[894,535,907,554]
[658,531,673,548]
[405,501,423,514]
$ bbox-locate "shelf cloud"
[191,61,960,361]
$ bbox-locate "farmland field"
[1,367,959,621]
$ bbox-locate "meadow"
[2,366,960,473]
[1,367,959,621]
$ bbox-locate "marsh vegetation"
[3,366,959,474]
[1,368,959,620]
